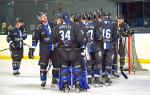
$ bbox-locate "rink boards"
[0,34,150,64]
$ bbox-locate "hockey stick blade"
[0,48,9,52]
[23,43,32,48]
[121,70,128,79]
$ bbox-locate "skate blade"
[64,89,69,93]
[13,74,20,77]
[41,86,46,89]
[94,84,103,87]
[82,90,88,92]
[111,76,119,80]
[75,87,84,93]
[105,83,111,86]
[61,88,69,93]
[88,84,93,87]
[51,84,57,88]
[75,89,80,93]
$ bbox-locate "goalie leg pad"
[59,65,69,90]
[73,64,90,90]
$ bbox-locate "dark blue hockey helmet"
[61,11,70,22]
[80,12,88,20]
[87,12,94,20]
[102,12,111,19]
[95,10,102,18]
[56,13,62,19]
[69,13,75,18]
[74,13,80,22]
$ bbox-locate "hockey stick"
[23,43,32,48]
[120,36,128,79]
[0,43,31,53]
[0,48,9,52]
[47,62,52,74]
[121,70,128,79]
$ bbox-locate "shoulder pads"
[9,27,15,32]
[36,24,42,30]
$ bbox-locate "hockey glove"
[81,48,86,57]
[9,42,17,50]
[28,48,35,59]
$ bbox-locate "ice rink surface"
[0,59,150,95]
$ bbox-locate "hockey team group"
[6,9,131,93]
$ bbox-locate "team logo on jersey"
[99,27,102,31]
[98,51,102,57]
[81,30,84,34]
[14,32,17,36]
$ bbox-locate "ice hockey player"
[111,20,120,78]
[80,12,103,87]
[94,10,103,23]
[50,11,89,93]
[117,16,129,71]
[51,15,63,87]
[28,11,53,88]
[100,12,118,86]
[7,18,27,76]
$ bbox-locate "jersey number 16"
[102,29,111,39]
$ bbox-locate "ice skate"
[112,72,120,79]
[51,78,58,87]
[13,71,20,76]
[75,82,83,93]
[41,81,46,88]
[61,82,69,93]
[105,77,112,86]
[93,77,103,87]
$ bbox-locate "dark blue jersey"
[7,26,27,49]
[51,22,85,49]
[118,23,129,37]
[100,19,117,49]
[32,22,53,56]
[82,21,102,52]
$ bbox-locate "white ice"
[0,59,150,95]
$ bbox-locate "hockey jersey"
[100,19,117,49]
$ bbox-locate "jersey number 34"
[59,30,71,41]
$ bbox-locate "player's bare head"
[37,11,48,23]
[15,18,23,28]
[70,13,75,22]
[117,15,124,24]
